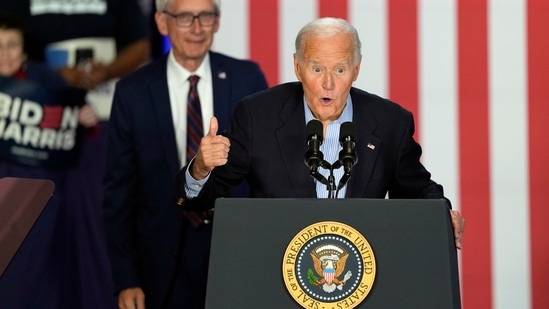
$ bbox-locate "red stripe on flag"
[387,0,420,139]
[249,0,279,87]
[318,0,348,19]
[527,1,549,308]
[457,1,492,308]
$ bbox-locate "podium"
[0,177,55,278]
[205,198,461,309]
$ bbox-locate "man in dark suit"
[102,0,268,308]
[175,17,465,250]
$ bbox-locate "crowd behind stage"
[0,1,466,309]
[0,1,159,308]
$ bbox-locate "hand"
[87,61,109,89]
[118,287,145,309]
[58,62,108,90]
[450,209,465,250]
[190,116,231,180]
[58,66,84,88]
[78,104,98,128]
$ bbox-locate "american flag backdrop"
[211,1,549,308]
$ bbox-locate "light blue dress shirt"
[185,94,354,199]
[304,95,353,198]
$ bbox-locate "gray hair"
[155,0,220,13]
[295,17,361,63]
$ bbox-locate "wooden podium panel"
[0,177,55,277]
[205,198,461,309]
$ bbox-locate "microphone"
[304,120,324,173]
[336,122,357,189]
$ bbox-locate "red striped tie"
[185,75,206,227]
[186,75,203,161]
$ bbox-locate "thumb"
[208,116,219,137]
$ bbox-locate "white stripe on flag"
[280,0,317,83]
[489,0,531,308]
[214,0,249,59]
[350,0,388,98]
[418,0,460,209]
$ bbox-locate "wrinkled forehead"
[301,35,356,63]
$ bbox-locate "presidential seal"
[282,221,376,309]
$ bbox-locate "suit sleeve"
[174,96,254,211]
[102,84,142,292]
[388,110,451,207]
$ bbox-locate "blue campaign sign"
[0,76,84,168]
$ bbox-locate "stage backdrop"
[208,1,548,309]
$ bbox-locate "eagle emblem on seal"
[308,244,353,293]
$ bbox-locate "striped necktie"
[186,75,203,162]
[185,75,207,227]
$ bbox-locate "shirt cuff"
[184,159,210,198]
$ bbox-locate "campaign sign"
[0,77,83,168]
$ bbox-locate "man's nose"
[322,73,335,90]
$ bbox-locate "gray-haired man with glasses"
[103,0,268,308]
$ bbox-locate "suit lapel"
[276,84,317,197]
[150,57,180,177]
[209,52,232,130]
[346,90,381,198]
[149,53,233,177]
[272,86,382,198]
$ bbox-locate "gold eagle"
[310,251,349,286]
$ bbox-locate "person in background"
[102,0,268,308]
[0,1,150,93]
[0,0,150,125]
[0,1,151,308]
[0,12,97,127]
[0,12,65,86]
[176,17,465,248]
[0,12,101,308]
[0,0,151,205]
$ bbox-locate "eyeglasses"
[163,11,218,27]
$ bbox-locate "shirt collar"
[304,93,354,124]
[167,50,211,85]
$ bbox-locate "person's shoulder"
[350,87,388,103]
[351,87,412,116]
[117,56,166,87]
[25,61,57,74]
[209,51,261,69]
[237,82,301,112]
[25,61,68,89]
[244,82,300,100]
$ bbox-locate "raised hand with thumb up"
[190,116,231,180]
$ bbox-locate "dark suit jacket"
[176,82,449,212]
[103,51,268,309]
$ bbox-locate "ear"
[353,54,362,81]
[155,11,169,36]
[293,53,302,82]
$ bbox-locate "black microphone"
[304,120,324,172]
[336,122,357,189]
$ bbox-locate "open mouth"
[322,97,333,104]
